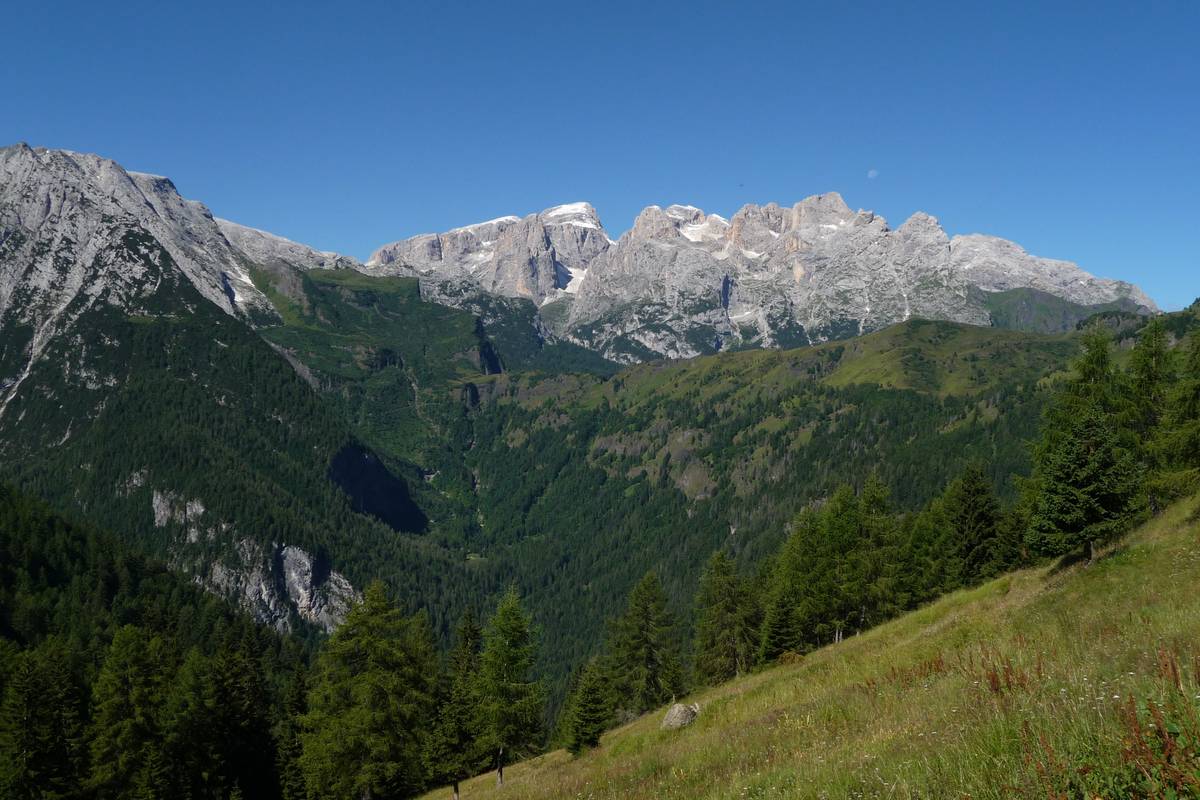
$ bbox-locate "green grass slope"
[429,496,1200,799]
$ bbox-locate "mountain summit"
[364,193,1156,362]
[0,143,1157,372]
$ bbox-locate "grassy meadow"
[426,496,1200,799]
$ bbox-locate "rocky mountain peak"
[539,201,604,231]
[4,144,1156,370]
[0,143,272,321]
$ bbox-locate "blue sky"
[3,1,1197,308]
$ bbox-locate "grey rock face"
[368,202,611,306]
[369,192,1154,363]
[0,143,278,417]
[949,234,1156,309]
[0,143,1157,374]
[661,702,700,730]
[199,537,357,634]
[145,490,357,632]
[217,218,363,273]
[0,144,271,323]
[279,545,358,633]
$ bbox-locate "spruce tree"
[0,641,85,800]
[299,580,438,800]
[1129,316,1174,439]
[1027,400,1141,560]
[759,511,817,661]
[211,640,279,799]
[425,610,485,800]
[693,552,757,685]
[605,572,684,717]
[161,648,221,800]
[88,626,171,799]
[852,475,905,629]
[1155,330,1200,481]
[942,464,1003,581]
[566,660,609,755]
[478,587,544,787]
[275,670,308,800]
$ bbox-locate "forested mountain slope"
[424,493,1200,800]
[0,232,479,636]
[0,484,306,798]
[445,320,1077,678]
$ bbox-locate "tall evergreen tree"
[1026,328,1142,560]
[1027,400,1141,560]
[88,626,171,800]
[161,648,221,800]
[1155,330,1200,478]
[942,464,1004,581]
[759,510,819,661]
[693,552,757,685]
[1128,316,1174,439]
[1068,327,1121,409]
[210,640,280,799]
[275,669,308,800]
[605,572,684,717]
[299,581,438,800]
[478,587,544,787]
[566,660,609,755]
[0,640,85,800]
[850,475,906,629]
[425,610,485,800]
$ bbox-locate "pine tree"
[478,587,544,787]
[1128,316,1174,439]
[299,580,438,800]
[693,552,757,685]
[425,610,485,800]
[1027,400,1141,560]
[161,648,221,800]
[566,660,609,755]
[275,670,308,800]
[211,640,279,799]
[88,626,171,799]
[942,464,1003,581]
[759,511,817,661]
[605,572,684,717]
[0,641,85,800]
[1068,327,1121,409]
[851,475,905,629]
[1154,330,1200,485]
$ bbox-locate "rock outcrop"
[368,202,611,306]
[200,538,357,634]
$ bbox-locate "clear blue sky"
[4,1,1197,308]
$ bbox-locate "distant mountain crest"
[0,143,1158,370]
[363,192,1154,362]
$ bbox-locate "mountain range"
[0,141,1166,673]
[364,195,1155,362]
[1,143,1154,375]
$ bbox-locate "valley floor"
[425,496,1200,799]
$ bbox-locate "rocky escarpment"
[364,193,1156,363]
[200,539,357,634]
[0,143,280,418]
[151,488,356,632]
[368,202,611,307]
